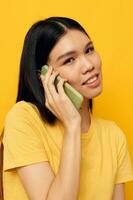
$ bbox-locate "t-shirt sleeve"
[114,123,133,184]
[3,103,49,171]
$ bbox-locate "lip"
[82,73,101,88]
[82,73,99,85]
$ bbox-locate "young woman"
[1,16,133,200]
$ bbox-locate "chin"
[83,85,103,99]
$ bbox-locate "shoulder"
[6,100,38,115]
[4,101,43,127]
[93,116,127,143]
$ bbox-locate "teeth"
[86,75,97,84]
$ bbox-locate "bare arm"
[47,125,81,200]
[17,66,82,200]
[112,183,125,200]
[17,124,81,200]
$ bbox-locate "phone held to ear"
[41,65,83,110]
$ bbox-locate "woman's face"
[47,29,103,99]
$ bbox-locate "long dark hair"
[0,16,93,199]
[16,16,93,124]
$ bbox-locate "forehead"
[48,30,90,60]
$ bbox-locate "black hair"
[16,16,93,124]
[0,17,94,199]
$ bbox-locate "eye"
[63,57,75,65]
[86,46,95,54]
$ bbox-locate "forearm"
[46,125,81,200]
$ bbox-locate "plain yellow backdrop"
[0,0,133,198]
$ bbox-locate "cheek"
[55,67,77,83]
[58,70,70,80]
[68,74,81,90]
[92,52,102,69]
[59,70,80,88]
[66,73,78,85]
[48,61,79,84]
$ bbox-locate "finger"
[44,65,53,84]
[40,65,52,82]
[40,67,65,118]
[45,71,60,104]
[41,69,62,117]
[48,71,60,94]
[57,78,69,99]
[40,66,54,103]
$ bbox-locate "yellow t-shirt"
[3,101,133,200]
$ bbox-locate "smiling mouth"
[82,74,99,85]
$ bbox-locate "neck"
[79,99,91,133]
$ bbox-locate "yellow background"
[0,0,133,198]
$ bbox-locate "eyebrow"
[56,41,93,62]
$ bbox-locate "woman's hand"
[40,66,81,129]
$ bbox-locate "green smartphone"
[41,65,83,110]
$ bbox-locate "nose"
[81,57,95,74]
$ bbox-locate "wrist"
[65,122,81,135]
